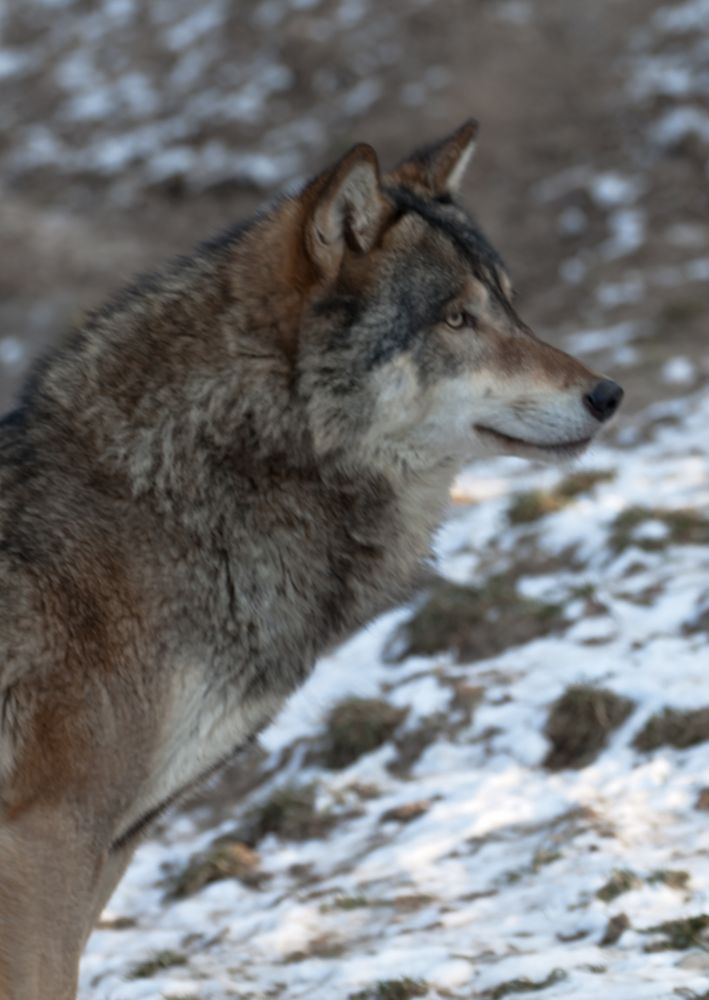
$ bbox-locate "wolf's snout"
[583,379,624,423]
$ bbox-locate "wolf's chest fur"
[128,468,449,829]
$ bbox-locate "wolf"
[0,120,622,997]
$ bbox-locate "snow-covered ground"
[79,382,709,999]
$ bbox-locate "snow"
[662,356,697,386]
[0,49,32,80]
[653,108,709,147]
[654,0,709,33]
[565,322,640,355]
[588,173,643,210]
[0,337,25,368]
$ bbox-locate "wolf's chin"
[473,424,592,461]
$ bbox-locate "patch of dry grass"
[387,713,450,777]
[544,685,635,770]
[349,979,429,1000]
[507,470,615,525]
[166,838,265,900]
[380,800,432,824]
[311,697,408,770]
[648,869,690,890]
[634,707,709,752]
[239,784,336,844]
[284,934,347,963]
[324,894,371,911]
[388,575,564,664]
[610,506,709,553]
[507,490,565,524]
[481,969,567,998]
[128,950,187,979]
[643,914,709,951]
[596,868,642,902]
[599,913,630,946]
[684,603,709,637]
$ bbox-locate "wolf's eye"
[446,310,476,331]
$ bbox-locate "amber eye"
[446,310,475,330]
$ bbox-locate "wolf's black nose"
[584,379,624,423]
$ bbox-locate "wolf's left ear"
[392,119,479,197]
[305,144,387,280]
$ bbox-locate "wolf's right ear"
[391,119,479,197]
[305,144,388,280]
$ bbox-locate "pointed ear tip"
[459,117,480,141]
[342,142,379,168]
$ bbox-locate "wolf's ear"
[392,119,479,197]
[305,144,387,280]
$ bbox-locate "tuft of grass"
[347,781,382,800]
[643,914,709,951]
[96,915,136,930]
[596,868,642,902]
[349,979,428,1000]
[165,838,264,900]
[313,697,407,770]
[322,892,436,915]
[481,969,567,998]
[328,894,371,911]
[531,847,562,871]
[648,869,690,891]
[599,912,630,947]
[507,490,564,524]
[387,574,564,664]
[128,950,187,979]
[507,470,614,525]
[610,506,709,553]
[239,783,336,844]
[448,679,486,723]
[284,934,347,963]
[544,685,634,770]
[380,800,431,824]
[388,714,449,776]
[556,469,615,498]
[392,893,436,913]
[633,707,709,752]
[684,603,709,637]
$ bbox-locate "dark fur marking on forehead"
[385,185,512,308]
[362,267,451,372]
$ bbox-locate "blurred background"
[3,2,709,998]
[1,0,707,413]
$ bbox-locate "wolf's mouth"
[474,424,592,455]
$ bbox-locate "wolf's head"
[236,122,622,475]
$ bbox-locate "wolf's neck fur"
[24,228,454,631]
